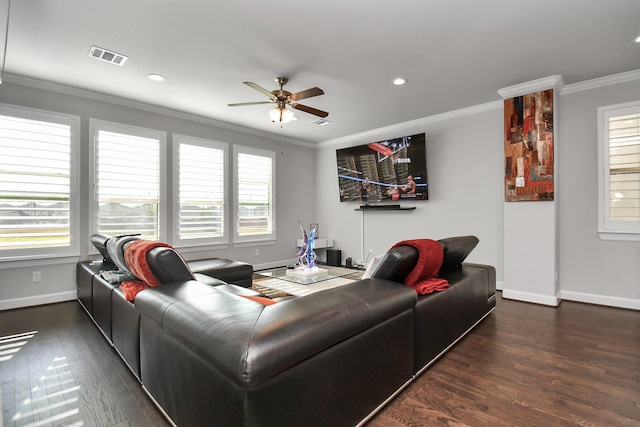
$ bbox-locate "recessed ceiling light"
[635,35,640,43]
[147,74,166,82]
[393,78,407,86]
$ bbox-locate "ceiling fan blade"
[290,87,324,101]
[244,81,276,99]
[291,103,329,118]
[228,101,273,107]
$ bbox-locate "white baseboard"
[0,290,77,311]
[560,290,640,311]
[496,281,504,291]
[502,289,560,307]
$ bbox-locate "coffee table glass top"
[255,265,359,285]
[253,265,362,297]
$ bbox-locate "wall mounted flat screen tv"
[336,133,427,203]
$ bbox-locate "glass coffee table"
[253,265,362,297]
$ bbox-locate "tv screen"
[336,133,427,203]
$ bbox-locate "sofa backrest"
[368,245,419,283]
[90,233,114,265]
[437,235,479,273]
[369,235,479,283]
[146,246,196,284]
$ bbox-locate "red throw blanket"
[390,239,449,295]
[119,240,172,301]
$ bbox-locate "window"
[173,135,227,246]
[90,120,166,241]
[233,146,275,242]
[598,100,640,240]
[0,104,79,259]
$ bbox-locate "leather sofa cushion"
[188,258,253,285]
[135,280,223,325]
[136,279,416,388]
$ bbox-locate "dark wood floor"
[368,294,640,427]
[0,302,170,427]
[1,293,638,426]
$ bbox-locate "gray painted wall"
[0,81,316,308]
[316,76,640,309]
[2,73,640,310]
[558,79,640,307]
[315,107,505,282]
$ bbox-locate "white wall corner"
[502,289,560,307]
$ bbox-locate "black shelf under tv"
[355,205,416,211]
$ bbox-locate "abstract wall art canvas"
[504,89,554,201]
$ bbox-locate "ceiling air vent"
[311,118,331,126]
[88,46,128,66]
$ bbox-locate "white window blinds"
[95,128,161,239]
[608,112,640,222]
[177,139,226,242]
[0,114,73,251]
[235,148,274,239]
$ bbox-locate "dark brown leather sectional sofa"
[76,235,495,426]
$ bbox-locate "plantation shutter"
[0,115,72,250]
[608,112,640,222]
[96,130,160,239]
[237,152,273,237]
[178,142,225,240]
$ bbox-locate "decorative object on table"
[503,88,554,201]
[310,223,319,238]
[288,221,327,278]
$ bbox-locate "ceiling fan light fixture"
[269,106,294,124]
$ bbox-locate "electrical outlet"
[32,271,42,283]
[255,248,260,257]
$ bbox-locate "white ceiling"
[4,0,640,144]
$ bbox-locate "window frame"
[232,145,276,244]
[88,119,167,249]
[0,103,80,262]
[172,134,228,248]
[597,100,640,241]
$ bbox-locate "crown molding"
[1,73,315,148]
[497,75,565,99]
[561,68,640,95]
[317,100,502,148]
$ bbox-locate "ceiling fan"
[228,77,328,124]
